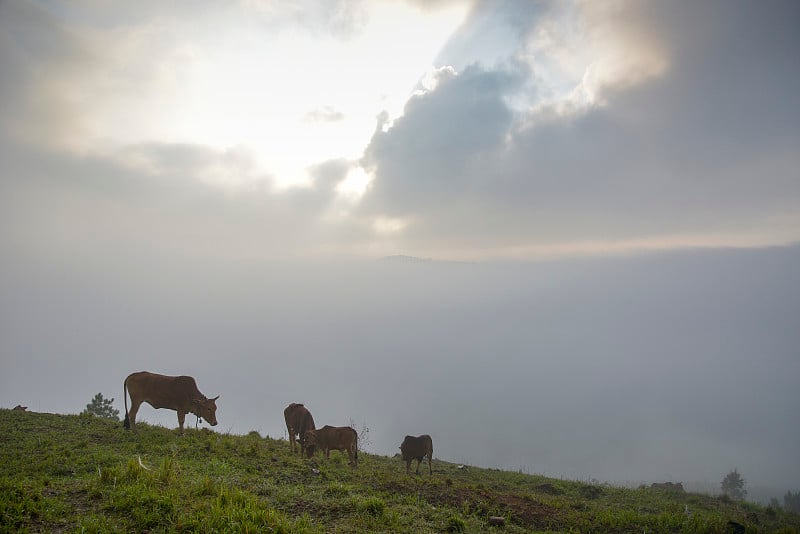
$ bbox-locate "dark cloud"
[359,0,800,251]
[362,63,521,216]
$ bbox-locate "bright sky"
[42,2,471,189]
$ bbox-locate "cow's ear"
[211,395,220,401]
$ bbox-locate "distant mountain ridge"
[379,255,433,263]
[379,254,473,265]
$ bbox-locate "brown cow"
[304,425,358,467]
[13,405,28,411]
[284,403,316,456]
[400,434,433,475]
[123,371,219,434]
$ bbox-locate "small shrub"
[446,515,466,532]
[98,466,118,485]
[579,484,603,500]
[358,496,386,516]
[326,482,352,497]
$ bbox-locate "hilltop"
[1,409,797,533]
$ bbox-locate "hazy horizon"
[3,245,799,500]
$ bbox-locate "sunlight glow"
[373,216,408,235]
[336,166,373,200]
[71,2,469,189]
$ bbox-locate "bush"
[358,496,386,516]
[446,515,466,532]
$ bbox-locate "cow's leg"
[405,459,411,474]
[325,448,330,459]
[127,400,142,430]
[177,411,186,435]
[415,458,421,475]
[427,453,432,475]
[288,426,296,452]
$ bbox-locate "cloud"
[362,63,521,216]
[0,135,359,265]
[304,106,346,123]
[357,0,800,258]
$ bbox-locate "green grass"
[1,409,798,533]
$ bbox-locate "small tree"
[82,393,120,420]
[349,418,371,452]
[721,469,747,501]
[785,490,800,513]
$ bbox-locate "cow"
[284,403,316,456]
[304,425,358,467]
[400,434,433,475]
[123,371,219,434]
[12,405,27,411]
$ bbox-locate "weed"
[358,496,386,516]
[196,475,217,497]
[159,455,177,485]
[446,515,466,532]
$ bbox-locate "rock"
[488,516,505,527]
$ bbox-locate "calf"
[304,425,358,467]
[400,434,433,475]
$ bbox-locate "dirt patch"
[423,486,563,529]
[534,483,565,495]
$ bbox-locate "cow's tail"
[354,431,359,466]
[123,376,130,430]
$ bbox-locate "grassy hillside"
[1,409,797,533]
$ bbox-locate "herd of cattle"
[122,371,434,474]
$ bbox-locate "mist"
[2,244,798,496]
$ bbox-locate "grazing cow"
[400,434,433,475]
[284,403,316,456]
[123,371,219,434]
[304,425,358,467]
[13,405,27,411]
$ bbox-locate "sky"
[1,0,799,497]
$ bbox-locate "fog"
[2,244,798,496]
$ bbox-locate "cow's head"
[192,395,219,426]
[302,429,317,458]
